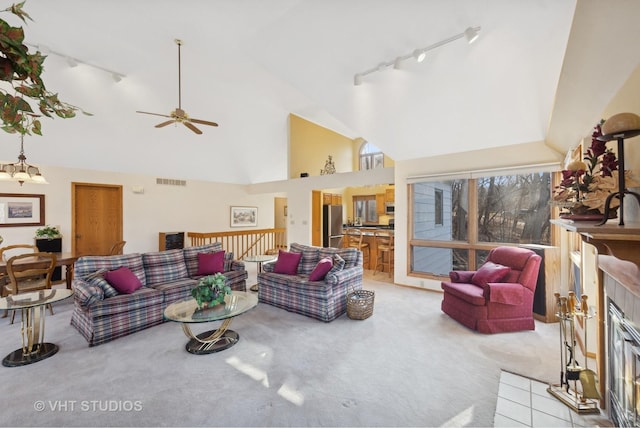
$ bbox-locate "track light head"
[112,73,123,82]
[354,73,363,86]
[413,49,426,63]
[464,26,480,44]
[66,57,78,67]
[393,57,403,70]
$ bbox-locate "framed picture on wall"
[230,206,258,227]
[0,193,45,227]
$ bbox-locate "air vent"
[156,178,187,186]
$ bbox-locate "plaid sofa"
[70,243,247,346]
[258,243,363,322]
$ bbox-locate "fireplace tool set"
[547,292,600,414]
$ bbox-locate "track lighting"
[28,43,126,82]
[464,27,480,44]
[353,26,481,85]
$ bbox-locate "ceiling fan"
[136,39,218,134]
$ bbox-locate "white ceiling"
[2,0,639,184]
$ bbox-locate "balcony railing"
[187,228,287,260]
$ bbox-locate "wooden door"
[72,183,123,256]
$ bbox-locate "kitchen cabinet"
[323,193,332,205]
[331,194,342,205]
[323,193,342,205]
[385,188,395,203]
[376,194,385,215]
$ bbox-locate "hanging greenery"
[0,1,89,136]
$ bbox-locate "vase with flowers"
[553,120,640,220]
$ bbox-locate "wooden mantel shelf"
[550,219,640,266]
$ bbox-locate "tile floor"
[494,371,614,427]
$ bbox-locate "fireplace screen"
[609,301,640,427]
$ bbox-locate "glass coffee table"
[0,288,73,367]
[164,291,258,354]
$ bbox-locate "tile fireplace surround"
[599,255,640,427]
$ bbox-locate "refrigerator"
[322,204,344,248]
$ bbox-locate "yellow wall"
[289,114,355,179]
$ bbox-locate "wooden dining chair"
[108,240,127,255]
[0,244,39,305]
[0,244,39,262]
[4,252,57,324]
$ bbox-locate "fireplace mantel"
[550,219,640,266]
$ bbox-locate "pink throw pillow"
[197,251,225,275]
[273,250,302,275]
[471,262,511,287]
[104,266,143,294]
[309,257,333,281]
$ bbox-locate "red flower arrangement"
[553,120,639,215]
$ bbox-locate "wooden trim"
[187,228,286,259]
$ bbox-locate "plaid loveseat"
[70,243,247,346]
[258,243,363,322]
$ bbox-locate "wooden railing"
[187,228,287,260]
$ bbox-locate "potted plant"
[0,2,89,136]
[191,273,231,309]
[35,224,61,239]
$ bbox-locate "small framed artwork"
[0,193,45,227]
[230,206,258,227]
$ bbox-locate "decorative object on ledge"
[0,135,48,185]
[320,155,336,175]
[547,292,600,414]
[552,119,640,222]
[595,112,640,226]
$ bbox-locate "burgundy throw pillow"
[273,250,302,275]
[309,257,333,281]
[104,266,143,294]
[471,262,511,287]
[197,251,225,275]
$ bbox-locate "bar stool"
[344,228,370,269]
[373,231,394,277]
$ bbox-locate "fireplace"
[608,300,640,427]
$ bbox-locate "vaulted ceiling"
[1,0,639,184]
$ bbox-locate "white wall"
[0,165,277,254]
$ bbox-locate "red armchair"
[441,246,542,334]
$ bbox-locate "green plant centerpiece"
[191,273,231,309]
[35,224,61,239]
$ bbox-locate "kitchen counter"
[344,227,394,272]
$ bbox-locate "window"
[353,195,378,224]
[409,172,551,277]
[359,141,384,171]
[435,189,443,226]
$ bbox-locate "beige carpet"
[0,273,561,427]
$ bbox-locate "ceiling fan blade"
[190,118,219,127]
[155,120,175,128]
[136,111,172,118]
[183,121,202,134]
